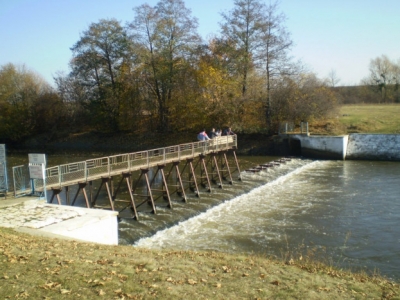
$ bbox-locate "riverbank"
[1,226,398,299]
[8,131,282,156]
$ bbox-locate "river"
[4,154,400,281]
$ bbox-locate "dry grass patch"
[1,227,398,299]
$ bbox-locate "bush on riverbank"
[0,227,398,299]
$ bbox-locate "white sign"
[29,164,45,179]
[29,153,46,165]
[0,144,5,162]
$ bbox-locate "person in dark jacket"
[209,128,218,138]
[222,127,235,136]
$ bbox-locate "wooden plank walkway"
[36,136,237,191]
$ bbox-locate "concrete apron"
[0,197,118,245]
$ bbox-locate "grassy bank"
[310,104,400,135]
[0,227,398,299]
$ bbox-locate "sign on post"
[29,164,45,179]
[28,153,46,165]
[28,153,47,200]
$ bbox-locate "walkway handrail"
[42,135,237,190]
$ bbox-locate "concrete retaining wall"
[289,133,400,161]
[290,134,348,160]
[346,134,400,161]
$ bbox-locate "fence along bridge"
[34,135,240,220]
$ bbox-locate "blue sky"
[1,0,399,86]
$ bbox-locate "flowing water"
[132,158,400,281]
[4,154,400,280]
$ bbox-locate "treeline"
[2,0,342,143]
[336,55,400,104]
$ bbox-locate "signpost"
[29,153,47,200]
[28,153,46,165]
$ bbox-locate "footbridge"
[33,135,240,219]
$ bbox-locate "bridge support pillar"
[199,154,212,192]
[231,150,242,181]
[111,173,139,220]
[165,161,187,202]
[50,188,62,205]
[131,169,157,214]
[220,151,233,184]
[185,158,200,197]
[92,177,115,211]
[208,153,223,188]
[148,165,172,209]
[71,182,90,208]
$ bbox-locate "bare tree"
[260,1,293,131]
[219,0,293,131]
[129,0,201,132]
[327,69,340,87]
[363,55,397,103]
[220,0,267,96]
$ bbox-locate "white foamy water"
[134,159,400,281]
[134,160,319,250]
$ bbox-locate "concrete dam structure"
[288,133,400,161]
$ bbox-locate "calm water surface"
[5,154,400,280]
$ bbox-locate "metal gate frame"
[12,165,32,197]
[0,162,7,196]
[0,143,7,196]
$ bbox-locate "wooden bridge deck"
[36,135,237,191]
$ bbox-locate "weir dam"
[287,133,400,161]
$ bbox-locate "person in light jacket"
[197,129,211,141]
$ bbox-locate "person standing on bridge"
[222,127,235,136]
[209,128,218,139]
[197,129,211,141]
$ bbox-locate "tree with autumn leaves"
[1,0,340,143]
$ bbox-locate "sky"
[1,0,399,86]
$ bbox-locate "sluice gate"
[34,136,241,220]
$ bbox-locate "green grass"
[309,104,400,135]
[338,104,400,134]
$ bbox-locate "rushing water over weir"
[131,158,400,281]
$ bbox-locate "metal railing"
[37,135,237,190]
